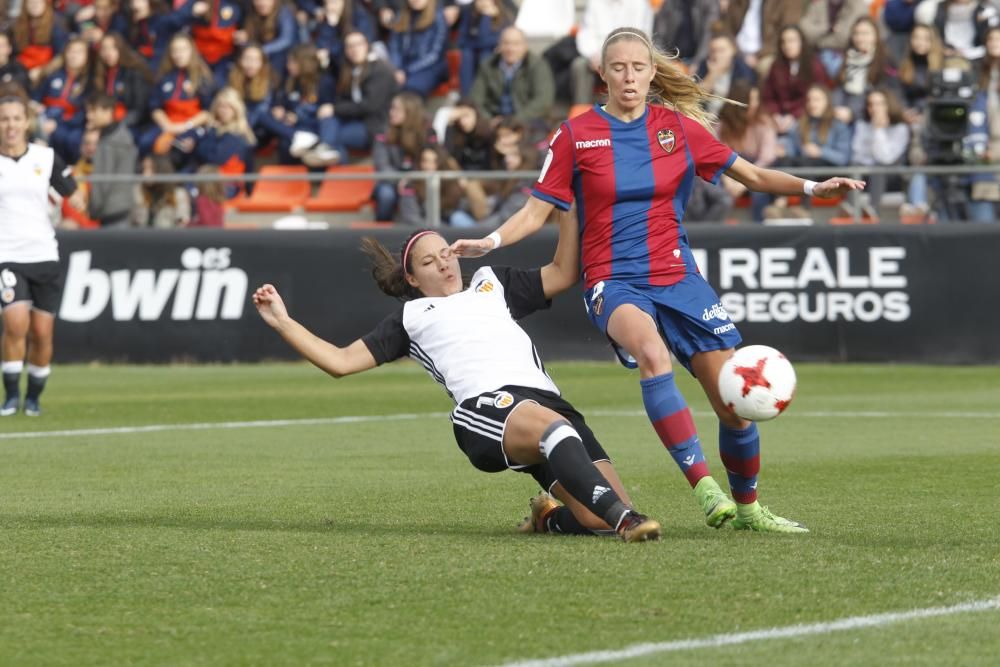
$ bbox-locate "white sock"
[2,360,24,374]
[27,364,51,379]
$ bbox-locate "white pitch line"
[0,412,448,441]
[2,407,998,442]
[493,597,1000,667]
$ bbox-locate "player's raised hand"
[252,284,289,329]
[450,237,495,258]
[813,177,866,199]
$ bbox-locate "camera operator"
[922,57,985,221]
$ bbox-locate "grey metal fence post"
[426,173,442,228]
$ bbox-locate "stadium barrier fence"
[82,163,1000,227]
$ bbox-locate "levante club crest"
[657,129,675,154]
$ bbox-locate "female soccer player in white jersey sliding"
[452,27,868,533]
[1,94,84,417]
[253,218,662,543]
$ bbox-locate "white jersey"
[0,144,64,264]
[362,266,560,404]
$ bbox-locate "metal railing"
[80,163,1000,228]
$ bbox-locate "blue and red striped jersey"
[532,104,736,290]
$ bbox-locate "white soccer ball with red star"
[718,345,797,422]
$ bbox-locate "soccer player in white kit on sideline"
[252,216,662,543]
[0,94,85,417]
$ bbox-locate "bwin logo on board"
[59,248,248,322]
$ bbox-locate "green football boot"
[732,501,809,533]
[694,477,737,528]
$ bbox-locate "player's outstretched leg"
[1,360,22,417]
[518,492,661,542]
[537,422,661,542]
[642,372,736,527]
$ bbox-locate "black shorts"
[0,262,63,315]
[451,385,611,492]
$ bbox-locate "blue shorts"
[583,274,742,374]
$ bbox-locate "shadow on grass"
[0,511,512,537]
[1,511,738,544]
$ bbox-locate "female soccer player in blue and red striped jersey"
[452,27,866,533]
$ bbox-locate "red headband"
[402,231,438,276]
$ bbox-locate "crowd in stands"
[4,0,1000,226]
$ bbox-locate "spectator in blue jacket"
[388,0,449,98]
[227,44,277,145]
[258,42,330,162]
[73,0,129,48]
[140,33,216,158]
[93,33,153,129]
[235,0,299,76]
[0,31,30,93]
[781,85,853,168]
[33,37,91,164]
[178,86,257,197]
[455,0,514,95]
[125,0,183,70]
[757,85,852,219]
[696,32,757,116]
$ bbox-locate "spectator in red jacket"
[14,0,69,86]
[178,0,243,85]
[761,25,831,137]
[189,166,226,226]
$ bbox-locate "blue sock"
[719,422,760,504]
[640,372,709,487]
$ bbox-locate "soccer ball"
[718,345,797,422]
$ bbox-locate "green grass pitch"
[2,362,999,666]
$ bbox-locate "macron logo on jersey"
[575,138,612,149]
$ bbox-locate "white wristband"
[486,231,502,250]
[803,180,818,196]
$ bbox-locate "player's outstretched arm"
[252,284,377,379]
[539,210,580,299]
[450,196,556,257]
[724,156,866,199]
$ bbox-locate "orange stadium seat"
[231,165,310,212]
[303,164,375,212]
